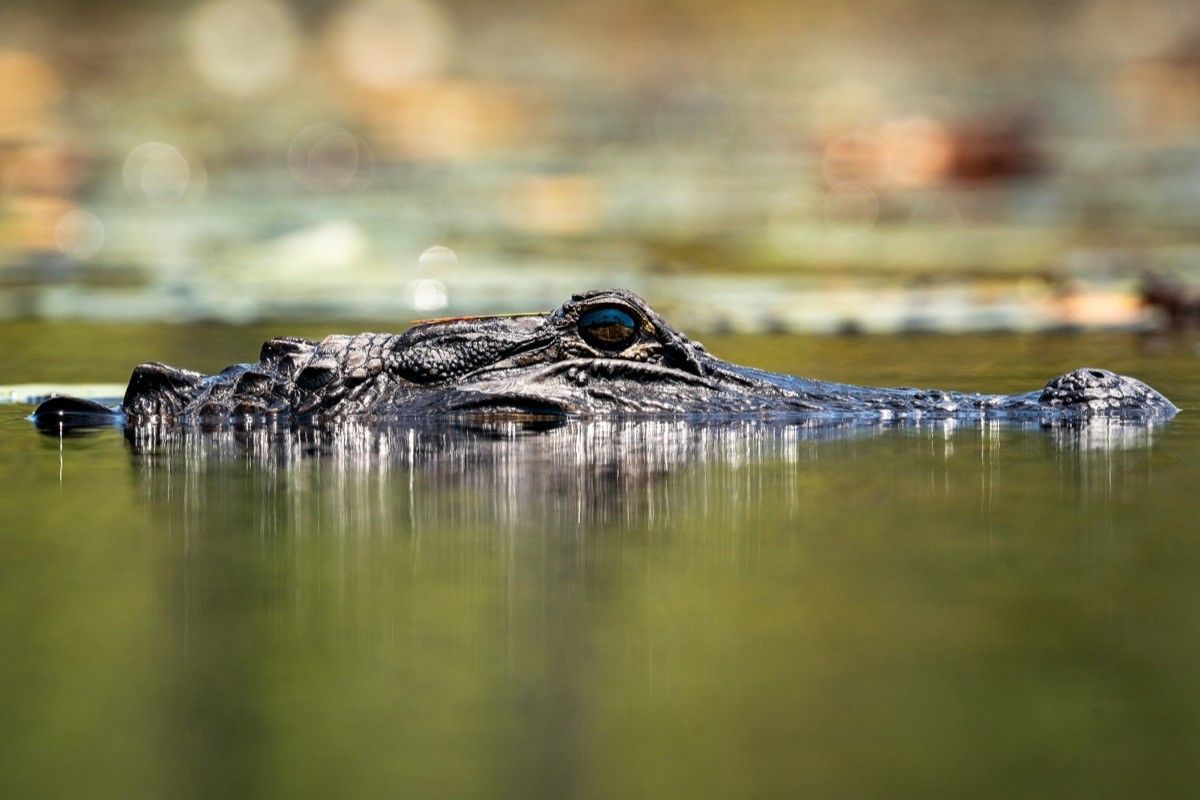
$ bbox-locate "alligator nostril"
[1088,369,1107,379]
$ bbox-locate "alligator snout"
[1039,368,1178,416]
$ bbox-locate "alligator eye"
[578,306,639,352]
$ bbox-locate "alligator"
[32,288,1178,429]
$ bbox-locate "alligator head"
[33,288,1179,427]
[398,288,811,416]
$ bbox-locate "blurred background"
[4,0,1200,332]
[7,7,1200,798]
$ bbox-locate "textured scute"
[180,364,282,420]
[122,362,204,418]
[289,332,398,416]
[259,336,315,379]
[392,315,549,384]
[108,290,1178,426]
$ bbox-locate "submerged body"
[33,289,1178,428]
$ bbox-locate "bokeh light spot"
[54,208,105,260]
[185,0,300,97]
[122,142,191,206]
[418,245,458,269]
[288,124,367,191]
[330,0,453,88]
[405,278,449,311]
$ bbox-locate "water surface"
[2,324,1198,799]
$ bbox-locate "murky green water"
[2,323,1199,799]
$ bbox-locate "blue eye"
[579,306,639,351]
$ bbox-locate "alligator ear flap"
[122,362,204,418]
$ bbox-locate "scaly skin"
[34,289,1179,427]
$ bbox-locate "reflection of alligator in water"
[32,289,1178,431]
[119,418,1160,532]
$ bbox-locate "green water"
[2,323,1199,799]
